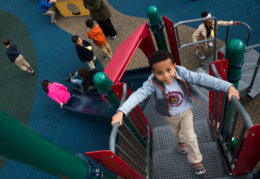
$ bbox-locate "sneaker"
[178,143,187,154]
[110,35,117,40]
[69,72,75,78]
[65,78,70,82]
[196,50,206,60]
[30,69,35,75]
[208,42,213,47]
[193,162,206,175]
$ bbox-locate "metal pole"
[147,6,168,50]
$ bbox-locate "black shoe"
[69,72,75,78]
[65,78,70,82]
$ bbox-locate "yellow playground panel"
[55,0,90,17]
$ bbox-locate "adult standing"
[84,0,117,39]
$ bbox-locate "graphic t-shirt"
[165,78,192,116]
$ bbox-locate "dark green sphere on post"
[225,39,245,88]
[93,72,120,107]
[147,5,168,50]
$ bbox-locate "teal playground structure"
[1,5,260,179]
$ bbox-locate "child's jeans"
[99,42,112,58]
[165,107,203,164]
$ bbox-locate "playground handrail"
[225,21,252,47]
[174,17,218,61]
[109,84,128,153]
[209,63,254,173]
[109,83,151,178]
[245,43,260,94]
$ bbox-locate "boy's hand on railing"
[111,111,124,126]
[227,86,240,101]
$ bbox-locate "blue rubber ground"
[0,0,108,178]
[0,0,259,178]
[108,0,260,48]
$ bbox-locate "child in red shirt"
[85,19,113,60]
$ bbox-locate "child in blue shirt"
[2,38,35,75]
[111,50,240,175]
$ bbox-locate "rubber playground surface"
[0,0,259,178]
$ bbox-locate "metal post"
[93,72,120,108]
[147,6,168,50]
[226,38,245,88]
[224,39,245,138]
[0,111,89,179]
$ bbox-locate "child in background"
[41,80,70,108]
[85,19,113,61]
[71,35,97,70]
[65,67,98,93]
[39,0,57,23]
[192,11,239,60]
[111,50,240,175]
[2,38,35,76]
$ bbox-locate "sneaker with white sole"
[193,162,206,175]
[196,50,206,60]
[208,42,213,47]
[110,35,117,40]
[178,143,187,154]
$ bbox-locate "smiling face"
[152,58,176,85]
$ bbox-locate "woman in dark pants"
[84,0,117,39]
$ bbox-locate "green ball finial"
[147,5,160,24]
[93,72,112,93]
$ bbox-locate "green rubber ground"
[0,9,38,169]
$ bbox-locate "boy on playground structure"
[85,19,113,61]
[192,11,239,60]
[111,50,240,175]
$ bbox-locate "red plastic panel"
[163,16,181,66]
[104,23,156,84]
[85,150,144,179]
[209,59,228,123]
[232,124,260,175]
[217,51,224,60]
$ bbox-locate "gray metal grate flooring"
[153,142,227,179]
[152,119,213,151]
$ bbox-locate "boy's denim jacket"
[118,65,232,116]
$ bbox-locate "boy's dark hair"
[78,67,92,78]
[148,50,174,70]
[71,35,79,44]
[1,38,10,46]
[201,11,208,18]
[41,79,50,93]
[85,19,94,28]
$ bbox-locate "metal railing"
[174,17,218,60]
[224,21,252,47]
[109,84,151,179]
[209,64,253,172]
[245,44,260,94]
